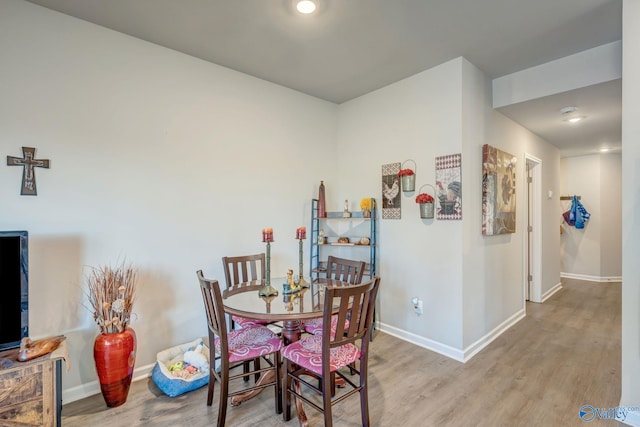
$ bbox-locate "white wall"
[337,58,561,360]
[621,0,640,422]
[337,58,465,351]
[600,154,623,278]
[0,0,337,400]
[560,154,622,281]
[461,59,562,349]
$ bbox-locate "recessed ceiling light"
[296,0,317,14]
[559,107,586,123]
[560,106,577,115]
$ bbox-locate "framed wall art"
[482,144,517,235]
[381,162,401,219]
[435,153,462,220]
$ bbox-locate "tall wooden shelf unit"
[309,198,377,282]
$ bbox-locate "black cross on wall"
[7,147,50,196]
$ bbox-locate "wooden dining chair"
[196,270,283,427]
[222,253,274,329]
[282,276,380,427]
[304,256,365,335]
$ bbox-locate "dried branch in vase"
[86,261,138,334]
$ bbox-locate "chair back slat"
[222,253,266,288]
[323,277,380,355]
[326,256,365,285]
[197,270,228,352]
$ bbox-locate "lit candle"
[262,228,274,242]
[296,226,306,240]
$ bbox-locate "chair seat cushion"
[303,315,349,336]
[215,326,282,363]
[282,334,360,376]
[232,315,270,328]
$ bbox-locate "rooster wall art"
[381,162,402,219]
[383,178,400,207]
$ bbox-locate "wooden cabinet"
[0,348,62,427]
[309,198,377,282]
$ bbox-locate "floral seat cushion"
[281,333,360,376]
[214,325,282,363]
[232,315,270,328]
[303,315,349,336]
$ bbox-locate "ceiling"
[24,0,623,157]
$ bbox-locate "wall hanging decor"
[482,144,516,235]
[435,153,462,220]
[382,162,401,219]
[416,184,435,219]
[399,159,416,192]
[7,147,50,196]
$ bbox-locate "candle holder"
[297,238,309,288]
[259,241,278,297]
[259,294,277,313]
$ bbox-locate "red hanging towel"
[562,210,575,226]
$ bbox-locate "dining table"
[222,277,349,426]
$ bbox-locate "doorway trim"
[524,153,543,304]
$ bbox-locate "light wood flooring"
[62,278,622,426]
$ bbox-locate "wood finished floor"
[62,278,622,426]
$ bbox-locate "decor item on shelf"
[86,260,138,408]
[318,181,326,218]
[360,198,373,218]
[436,154,462,220]
[398,159,416,192]
[382,162,401,219]
[416,184,435,219]
[318,228,326,244]
[482,144,516,235]
[18,335,66,362]
[358,237,371,246]
[259,228,278,297]
[337,237,350,244]
[342,199,352,217]
[7,146,50,196]
[295,227,309,288]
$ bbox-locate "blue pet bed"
[151,338,210,397]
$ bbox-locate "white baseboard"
[461,309,525,362]
[540,282,563,302]
[62,362,155,404]
[376,323,465,362]
[560,272,622,282]
[376,308,525,363]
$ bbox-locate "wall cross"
[7,147,50,196]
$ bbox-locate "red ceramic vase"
[93,327,137,408]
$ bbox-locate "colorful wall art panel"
[435,153,462,220]
[482,144,517,235]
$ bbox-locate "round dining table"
[222,277,347,344]
[222,277,348,426]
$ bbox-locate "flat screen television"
[0,230,28,351]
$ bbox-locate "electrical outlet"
[412,297,423,315]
